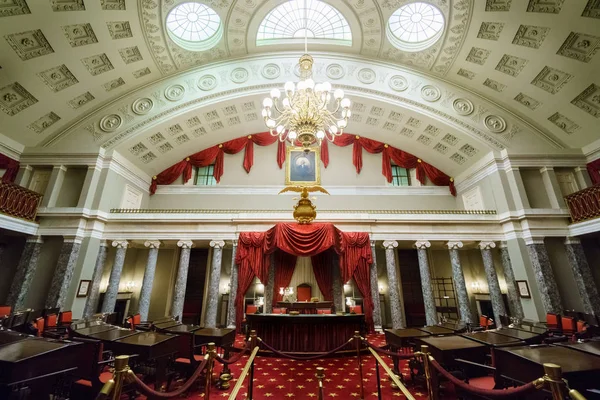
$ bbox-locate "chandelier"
[261,4,352,151]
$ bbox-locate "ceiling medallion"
[326,64,345,80]
[99,114,123,132]
[261,63,281,80]
[197,75,217,91]
[484,115,507,133]
[452,98,474,116]
[421,85,441,102]
[388,75,408,91]
[230,68,249,84]
[132,98,154,115]
[357,68,376,84]
[164,84,185,101]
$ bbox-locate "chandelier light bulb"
[288,131,297,139]
[337,120,347,128]
[314,83,323,93]
[316,130,325,139]
[334,89,344,100]
[270,88,281,98]
[266,119,276,128]
[343,109,352,118]
[276,125,285,134]
[261,109,269,117]
[322,82,332,92]
[305,79,315,90]
[263,97,273,108]
[282,98,291,108]
[341,98,351,109]
[284,81,295,92]
[297,80,307,91]
[329,125,338,134]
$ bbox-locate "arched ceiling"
[0,0,598,177]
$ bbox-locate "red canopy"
[235,223,374,332]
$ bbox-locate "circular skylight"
[166,2,223,51]
[387,2,444,52]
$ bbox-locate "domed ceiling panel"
[0,0,598,175]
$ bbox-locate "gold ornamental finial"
[278,185,330,224]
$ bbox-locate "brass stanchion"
[419,345,438,400]
[543,363,567,400]
[316,366,325,400]
[354,331,365,400]
[248,330,258,400]
[205,343,217,399]
[111,355,130,400]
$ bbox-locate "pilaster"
[505,167,530,210]
[226,240,238,328]
[41,165,67,208]
[83,241,108,317]
[265,252,275,313]
[46,236,83,309]
[540,167,566,209]
[574,167,592,190]
[77,165,102,209]
[369,240,382,331]
[7,236,44,310]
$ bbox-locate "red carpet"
[145,333,457,399]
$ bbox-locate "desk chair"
[272,308,287,314]
[0,305,11,317]
[317,309,331,314]
[546,313,561,333]
[350,305,362,314]
[479,315,494,330]
[297,284,312,302]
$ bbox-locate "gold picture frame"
[285,146,321,185]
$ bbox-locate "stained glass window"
[387,2,444,52]
[257,0,351,45]
[166,2,222,51]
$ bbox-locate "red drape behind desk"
[311,250,334,302]
[235,223,374,332]
[588,159,600,186]
[273,250,298,306]
[0,154,19,183]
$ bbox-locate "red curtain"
[235,261,258,333]
[273,250,298,306]
[588,159,600,186]
[311,250,334,302]
[0,154,20,183]
[236,222,374,331]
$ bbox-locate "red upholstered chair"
[350,305,362,314]
[32,317,45,337]
[546,313,561,333]
[126,313,142,330]
[317,309,332,314]
[0,305,11,317]
[561,316,577,336]
[479,315,494,330]
[297,284,312,302]
[577,320,588,333]
[246,305,258,315]
[59,310,72,326]
[272,308,287,314]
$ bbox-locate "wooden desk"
[495,345,600,395]
[74,324,118,336]
[494,327,545,343]
[88,328,139,342]
[162,324,201,334]
[247,314,364,353]
[385,329,429,374]
[418,336,487,366]
[558,341,600,357]
[153,321,181,329]
[417,325,456,336]
[461,331,524,348]
[276,301,334,314]
[439,322,467,333]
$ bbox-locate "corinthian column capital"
[446,241,463,250]
[414,240,431,250]
[210,240,226,249]
[478,241,496,250]
[112,240,129,249]
[144,240,162,249]
[382,240,398,250]
[177,240,194,249]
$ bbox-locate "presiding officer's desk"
[246,313,364,353]
[276,301,334,314]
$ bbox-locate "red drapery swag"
[150,132,454,195]
[235,223,374,332]
[0,153,19,183]
[150,132,285,194]
[588,159,600,186]
[273,250,298,306]
[311,250,334,303]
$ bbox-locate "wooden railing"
[565,185,600,223]
[0,181,43,221]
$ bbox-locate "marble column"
[171,240,193,321]
[383,240,405,329]
[498,242,525,319]
[137,240,161,321]
[526,240,562,314]
[479,241,507,327]
[7,236,44,310]
[101,240,129,313]
[264,252,275,313]
[226,240,238,328]
[331,252,344,313]
[415,240,438,326]
[83,241,108,317]
[564,237,600,316]
[45,237,83,309]
[369,240,383,331]
[447,241,474,324]
[205,240,225,328]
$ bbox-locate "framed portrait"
[285,146,321,185]
[77,280,91,298]
[516,280,531,298]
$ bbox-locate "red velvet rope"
[215,341,252,365]
[429,358,538,398]
[128,357,209,398]
[258,337,355,360]
[363,340,415,359]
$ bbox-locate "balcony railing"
[565,184,600,223]
[0,181,43,222]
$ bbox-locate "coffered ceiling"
[0,0,598,178]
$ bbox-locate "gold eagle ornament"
[278,185,330,224]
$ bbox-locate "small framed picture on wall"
[285,146,321,185]
[77,280,91,297]
[516,280,531,298]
